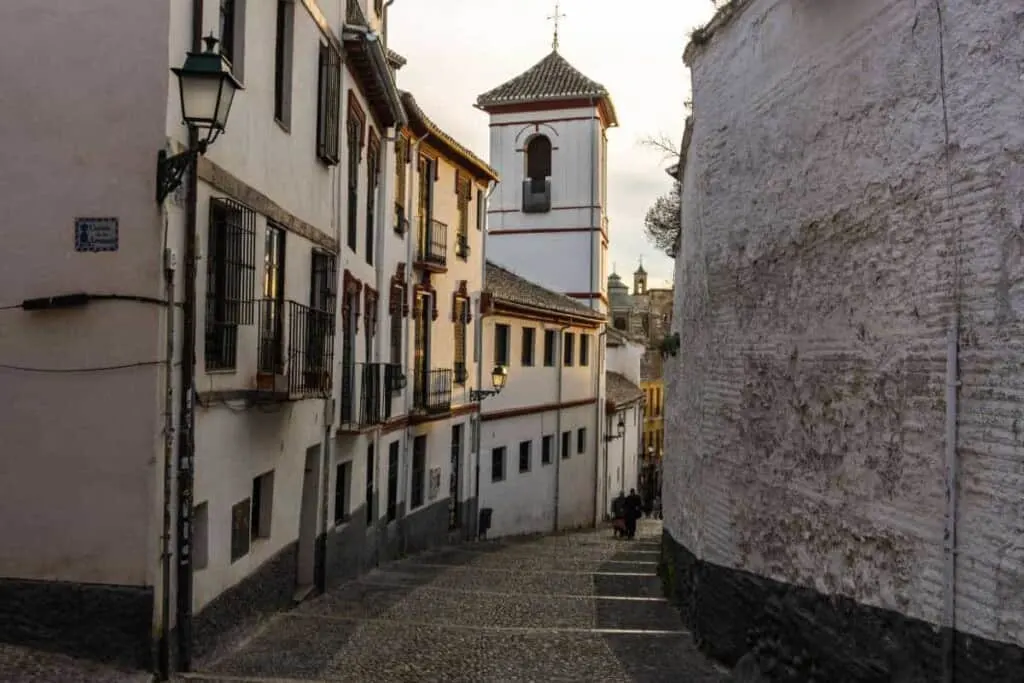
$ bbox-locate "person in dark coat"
[611,491,627,538]
[625,488,643,539]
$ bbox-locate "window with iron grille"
[366,134,380,264]
[205,198,256,371]
[316,42,341,164]
[260,224,286,375]
[453,296,468,384]
[308,250,336,379]
[411,435,426,509]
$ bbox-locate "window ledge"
[274,118,291,135]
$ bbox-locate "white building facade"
[476,50,618,316]
[0,0,495,676]
[604,328,645,512]
[663,0,1024,680]
[477,263,607,537]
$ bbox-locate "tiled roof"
[607,327,629,347]
[399,91,498,182]
[476,51,618,124]
[607,371,644,408]
[485,261,605,322]
[386,48,407,69]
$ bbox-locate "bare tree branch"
[641,133,681,162]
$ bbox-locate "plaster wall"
[666,0,1024,648]
[0,0,170,587]
[608,339,645,385]
[479,403,598,537]
[603,403,643,514]
[479,314,598,408]
[485,105,607,310]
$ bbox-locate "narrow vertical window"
[543,330,556,367]
[366,131,380,264]
[494,324,510,366]
[521,327,535,366]
[455,172,471,259]
[453,296,469,384]
[205,198,256,371]
[273,0,294,126]
[563,332,575,367]
[316,42,341,163]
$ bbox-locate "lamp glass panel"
[180,73,222,127]
[214,78,237,129]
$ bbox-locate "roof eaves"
[683,0,757,65]
[485,261,607,323]
[401,92,498,182]
[341,28,406,128]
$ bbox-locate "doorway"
[297,444,321,596]
[449,423,463,530]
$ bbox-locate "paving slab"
[186,521,727,682]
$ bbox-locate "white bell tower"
[475,37,618,313]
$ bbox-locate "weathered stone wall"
[665,0,1024,662]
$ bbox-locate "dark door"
[449,423,462,530]
[413,293,430,406]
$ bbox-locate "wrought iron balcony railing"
[340,362,394,428]
[254,298,335,399]
[416,216,447,269]
[412,368,453,415]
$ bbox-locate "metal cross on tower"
[548,0,566,51]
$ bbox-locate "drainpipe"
[552,322,570,532]
[158,245,175,680]
[401,131,429,553]
[472,179,498,541]
[593,328,606,528]
[175,0,203,672]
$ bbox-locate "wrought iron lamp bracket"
[156,140,209,203]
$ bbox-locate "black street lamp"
[157,35,242,203]
[471,365,508,402]
[604,415,626,442]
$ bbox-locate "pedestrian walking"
[611,491,627,538]
[625,488,642,539]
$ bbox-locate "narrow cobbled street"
[181,521,726,683]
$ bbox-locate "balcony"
[522,178,551,213]
[254,299,336,401]
[412,368,452,415]
[394,202,408,236]
[339,362,398,430]
[415,216,447,272]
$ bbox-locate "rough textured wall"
[665,0,1024,647]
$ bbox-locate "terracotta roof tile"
[477,51,610,109]
[485,261,605,321]
[400,91,498,182]
[607,371,644,407]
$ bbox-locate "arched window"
[523,135,552,213]
[525,135,552,191]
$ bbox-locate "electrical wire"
[0,360,171,374]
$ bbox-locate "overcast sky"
[388,0,715,289]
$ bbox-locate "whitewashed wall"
[666,0,1024,649]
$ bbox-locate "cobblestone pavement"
[0,643,154,683]
[180,520,727,683]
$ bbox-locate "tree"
[642,133,682,257]
[644,181,681,256]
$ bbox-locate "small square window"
[519,441,532,473]
[251,471,274,540]
[193,502,209,571]
[230,498,251,563]
[492,446,506,482]
[521,328,535,366]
